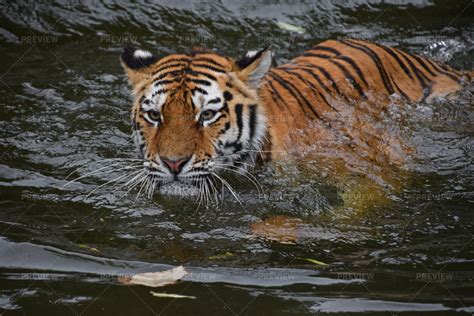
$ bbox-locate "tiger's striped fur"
[260,39,470,159]
[121,39,471,198]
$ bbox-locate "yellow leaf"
[208,252,234,260]
[301,257,328,266]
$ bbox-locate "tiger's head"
[120,46,272,197]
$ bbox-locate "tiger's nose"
[161,156,191,174]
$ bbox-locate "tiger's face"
[121,47,272,197]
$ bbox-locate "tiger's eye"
[148,110,161,121]
[201,110,216,121]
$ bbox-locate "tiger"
[120,39,472,201]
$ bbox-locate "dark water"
[1,0,473,315]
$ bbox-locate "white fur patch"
[141,84,167,112]
[134,49,153,59]
[245,50,258,58]
[192,81,223,121]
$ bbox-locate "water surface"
[0,0,473,315]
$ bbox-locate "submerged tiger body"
[121,39,471,199]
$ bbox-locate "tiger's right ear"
[120,47,158,87]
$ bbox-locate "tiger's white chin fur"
[159,182,200,197]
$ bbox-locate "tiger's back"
[259,39,471,159]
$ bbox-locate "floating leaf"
[300,257,328,266]
[208,252,234,260]
[76,244,99,253]
[119,266,188,287]
[150,291,196,299]
[276,21,306,34]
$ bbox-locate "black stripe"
[155,58,190,69]
[220,102,229,113]
[302,52,333,59]
[189,92,196,111]
[152,78,181,86]
[220,122,231,134]
[191,87,208,95]
[310,45,341,55]
[373,43,414,80]
[235,104,243,141]
[336,56,369,86]
[356,44,410,100]
[393,48,429,90]
[343,40,395,95]
[151,89,167,98]
[185,69,217,81]
[284,66,331,94]
[209,113,226,126]
[411,55,436,77]
[433,60,462,75]
[329,59,366,98]
[283,65,349,103]
[423,58,460,82]
[269,70,321,119]
[284,64,348,102]
[248,104,257,141]
[310,64,346,99]
[265,80,286,109]
[305,46,369,89]
[186,78,211,86]
[152,63,185,75]
[391,79,410,100]
[281,67,340,111]
[207,97,221,104]
[226,81,249,98]
[154,70,182,81]
[194,57,227,68]
[191,63,226,73]
[423,58,447,73]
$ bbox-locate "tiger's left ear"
[120,46,159,87]
[236,47,272,89]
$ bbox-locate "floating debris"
[119,266,188,287]
[300,257,328,266]
[276,21,306,34]
[208,252,234,260]
[150,291,196,299]
[77,244,100,253]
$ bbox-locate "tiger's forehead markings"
[191,80,224,111]
[138,51,234,113]
[140,83,168,112]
